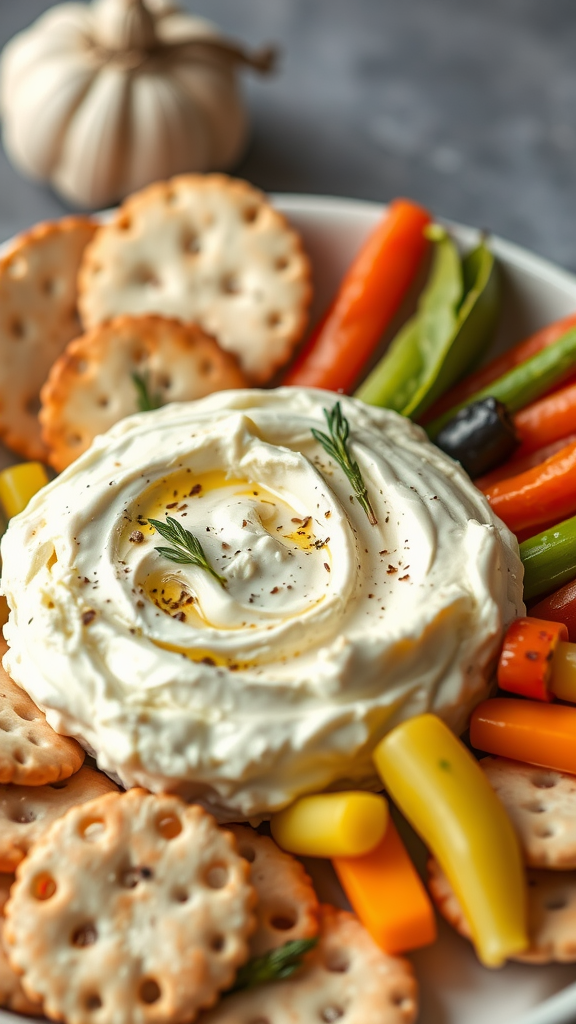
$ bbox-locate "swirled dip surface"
[1,389,523,818]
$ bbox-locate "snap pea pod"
[355,227,499,419]
[427,325,576,439]
[520,515,576,603]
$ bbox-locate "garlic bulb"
[0,0,275,208]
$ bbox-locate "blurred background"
[1,0,576,268]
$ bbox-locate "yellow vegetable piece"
[0,463,49,519]
[373,714,528,968]
[551,641,576,702]
[270,791,388,858]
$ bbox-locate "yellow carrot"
[271,791,387,858]
[0,462,49,519]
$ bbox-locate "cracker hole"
[522,801,546,813]
[14,750,27,765]
[0,719,14,732]
[42,277,59,297]
[324,949,350,973]
[200,360,214,376]
[32,873,57,901]
[320,1008,345,1022]
[10,808,36,824]
[532,774,558,789]
[205,864,229,890]
[120,866,154,888]
[132,265,160,288]
[79,818,106,842]
[267,311,282,328]
[139,979,161,1005]
[157,813,182,840]
[7,256,28,279]
[210,934,225,952]
[390,991,411,1008]
[243,205,260,224]
[158,374,172,390]
[535,825,555,838]
[49,780,68,790]
[221,273,240,295]
[9,318,27,340]
[270,912,297,931]
[72,923,98,947]
[26,734,40,746]
[84,994,102,1011]
[238,843,256,863]
[67,433,84,448]
[275,256,289,271]
[14,706,37,722]
[118,216,132,231]
[97,396,110,408]
[25,395,41,417]
[546,896,568,911]
[182,230,201,254]
[172,888,189,903]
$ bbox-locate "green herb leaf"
[148,516,227,586]
[132,372,163,413]
[228,938,317,994]
[312,402,377,525]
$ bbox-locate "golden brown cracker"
[0,874,42,1016]
[40,313,248,471]
[0,216,97,459]
[0,640,84,786]
[77,174,312,383]
[0,765,119,872]
[228,825,319,956]
[5,789,257,1023]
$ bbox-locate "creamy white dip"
[1,388,524,818]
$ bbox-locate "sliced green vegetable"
[520,515,576,603]
[355,227,499,420]
[427,326,576,439]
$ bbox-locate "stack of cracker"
[0,636,418,1023]
[0,174,313,474]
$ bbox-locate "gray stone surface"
[1,1,576,269]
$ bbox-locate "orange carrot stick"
[497,616,568,701]
[421,312,576,424]
[475,433,576,490]
[513,378,576,457]
[470,698,576,774]
[481,439,576,534]
[283,199,431,392]
[333,818,437,954]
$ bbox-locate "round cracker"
[0,874,43,1016]
[228,825,319,956]
[428,857,576,964]
[5,789,257,1024]
[481,756,576,870]
[0,640,84,786]
[199,903,418,1024]
[77,174,312,383]
[0,765,119,872]
[0,216,97,460]
[40,313,248,471]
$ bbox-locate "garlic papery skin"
[0,0,273,208]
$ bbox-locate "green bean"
[355,228,499,420]
[427,325,576,439]
[520,515,576,602]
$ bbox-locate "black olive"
[434,397,520,478]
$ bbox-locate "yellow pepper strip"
[550,641,576,702]
[333,817,437,954]
[0,463,49,519]
[270,791,387,858]
[373,714,528,968]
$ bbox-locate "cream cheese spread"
[1,388,524,818]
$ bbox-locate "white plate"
[1,194,576,1024]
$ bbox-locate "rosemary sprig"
[147,516,227,587]
[227,938,317,994]
[311,402,377,525]
[132,372,163,413]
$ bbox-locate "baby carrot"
[270,791,388,858]
[497,616,568,701]
[513,378,576,457]
[530,578,576,642]
[481,439,576,534]
[470,698,576,774]
[333,818,436,955]
[283,198,431,392]
[422,311,576,424]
